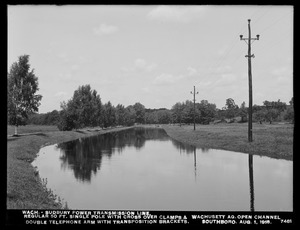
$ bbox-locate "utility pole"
[240,19,260,142]
[190,86,198,130]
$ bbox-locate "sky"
[7,5,293,113]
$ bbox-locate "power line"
[208,8,291,76]
[251,6,273,26]
[256,11,292,34]
[205,8,268,80]
[206,38,240,78]
[204,19,248,79]
[203,7,291,92]
[204,6,265,77]
[256,30,291,53]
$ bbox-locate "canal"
[32,127,292,211]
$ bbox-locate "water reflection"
[33,127,292,211]
[57,128,255,210]
[249,154,255,211]
[171,139,209,154]
[57,128,172,182]
[194,147,197,181]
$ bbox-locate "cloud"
[147,5,206,23]
[153,73,184,85]
[57,52,69,63]
[214,65,233,74]
[71,64,79,71]
[270,66,292,85]
[58,72,72,80]
[122,58,157,73]
[153,66,201,86]
[93,23,118,35]
[54,91,68,97]
[214,73,237,87]
[271,66,292,76]
[134,58,157,72]
[187,66,197,76]
[198,80,212,88]
[141,87,151,93]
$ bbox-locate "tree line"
[26,83,294,130]
[8,55,294,134]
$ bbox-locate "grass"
[162,122,293,161]
[7,125,59,136]
[7,125,133,209]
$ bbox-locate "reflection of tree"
[248,154,255,211]
[171,139,195,154]
[57,127,170,182]
[170,139,209,154]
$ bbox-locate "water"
[32,127,293,211]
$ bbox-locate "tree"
[196,100,217,124]
[44,110,60,125]
[223,98,238,121]
[57,101,77,131]
[238,101,248,122]
[171,102,185,126]
[57,85,102,131]
[182,100,194,124]
[27,110,60,125]
[284,106,294,124]
[285,97,294,124]
[225,98,238,110]
[124,105,136,126]
[156,109,172,124]
[265,108,279,124]
[263,99,286,113]
[72,85,101,128]
[115,104,126,126]
[262,99,286,124]
[133,102,145,124]
[145,110,158,124]
[253,109,266,124]
[7,55,42,135]
[102,101,116,128]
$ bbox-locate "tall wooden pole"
[240,19,260,142]
[247,19,253,142]
[190,86,198,130]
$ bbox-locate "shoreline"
[7,123,293,209]
[7,126,134,209]
[162,123,293,161]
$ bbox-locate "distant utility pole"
[190,86,198,130]
[240,19,260,142]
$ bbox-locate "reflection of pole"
[194,147,197,181]
[248,154,255,212]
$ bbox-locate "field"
[163,122,293,160]
[7,123,293,209]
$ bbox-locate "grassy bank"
[7,125,133,209]
[162,123,293,161]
